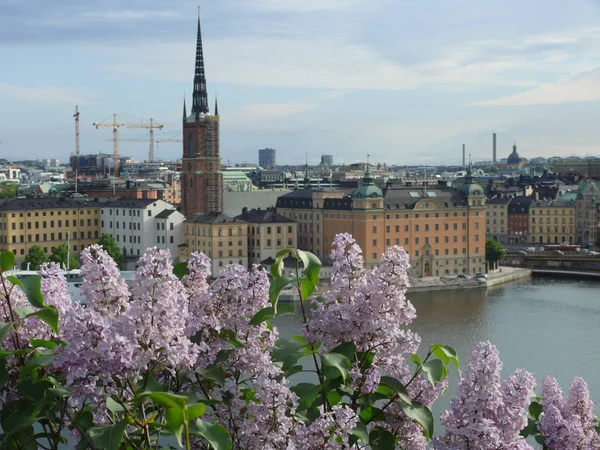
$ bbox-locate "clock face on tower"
[205,162,213,171]
[187,162,192,170]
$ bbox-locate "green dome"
[352,168,382,198]
[459,166,484,196]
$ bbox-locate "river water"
[273,275,600,420]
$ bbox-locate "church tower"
[181,13,223,218]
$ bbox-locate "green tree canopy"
[49,243,80,270]
[98,233,124,266]
[486,238,506,263]
[0,181,18,199]
[22,245,49,270]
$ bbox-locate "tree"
[49,243,80,270]
[97,233,124,266]
[0,181,18,199]
[486,238,506,270]
[21,245,49,270]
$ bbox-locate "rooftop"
[0,196,113,211]
[235,208,295,223]
[192,212,246,224]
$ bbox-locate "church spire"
[191,10,209,119]
[214,94,219,116]
[182,95,187,120]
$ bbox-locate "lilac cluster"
[538,376,600,449]
[435,341,536,449]
[292,405,358,449]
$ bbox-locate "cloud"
[239,0,389,12]
[0,82,98,104]
[470,69,600,106]
[227,91,348,126]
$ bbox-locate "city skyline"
[2,0,600,165]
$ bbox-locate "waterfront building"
[277,166,486,277]
[181,15,223,218]
[575,182,600,247]
[100,198,184,267]
[234,208,297,265]
[179,213,248,276]
[552,157,600,179]
[486,197,510,243]
[0,197,105,264]
[258,148,276,168]
[529,200,575,244]
[507,196,533,244]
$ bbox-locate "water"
[273,276,600,419]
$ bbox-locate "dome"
[507,144,521,164]
[352,168,382,198]
[459,166,484,196]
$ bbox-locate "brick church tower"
[181,14,223,218]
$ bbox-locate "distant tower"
[493,133,497,163]
[462,144,466,167]
[181,12,223,218]
[258,148,276,168]
[322,154,333,166]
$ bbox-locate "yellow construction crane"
[92,115,172,176]
[118,134,182,162]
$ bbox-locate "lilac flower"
[435,341,536,450]
[538,376,600,449]
[292,405,358,450]
[79,245,130,317]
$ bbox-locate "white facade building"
[101,198,184,267]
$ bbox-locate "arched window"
[238,227,242,236]
[218,229,223,237]
[188,134,194,157]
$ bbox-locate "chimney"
[242,207,248,215]
[493,133,497,163]
[462,144,465,167]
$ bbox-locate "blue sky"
[2,0,600,166]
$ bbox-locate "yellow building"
[234,208,297,265]
[0,197,104,264]
[529,200,575,244]
[179,213,248,277]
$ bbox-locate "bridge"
[502,253,600,275]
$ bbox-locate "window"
[157,223,160,230]
[373,226,377,233]
[415,237,419,245]
[373,253,377,260]
[373,239,377,246]
[170,223,174,231]
[148,210,152,217]
[415,224,419,232]
[267,239,272,246]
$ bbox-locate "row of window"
[4,231,98,243]
[250,226,294,234]
[250,238,294,247]
[8,219,98,230]
[10,243,90,256]
[186,227,245,237]
[3,210,97,218]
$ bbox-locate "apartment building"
[507,197,533,244]
[277,168,487,277]
[0,197,105,264]
[486,197,510,243]
[529,200,575,244]
[179,213,248,277]
[234,208,297,265]
[100,198,184,266]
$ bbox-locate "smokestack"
[493,133,497,163]
[462,144,465,167]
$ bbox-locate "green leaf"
[0,322,13,342]
[378,376,411,404]
[14,306,35,318]
[351,422,369,444]
[198,365,226,388]
[321,352,351,382]
[327,390,342,406]
[29,338,60,349]
[421,359,444,386]
[0,252,15,272]
[283,364,303,379]
[369,427,397,450]
[520,418,539,438]
[410,353,422,366]
[193,419,233,450]
[271,338,304,371]
[359,405,384,423]
[86,421,128,450]
[28,307,59,334]
[291,335,308,345]
[276,302,295,317]
[0,358,8,389]
[402,401,434,439]
[146,392,188,409]
[268,275,297,306]
[19,275,45,308]
[296,249,322,285]
[250,306,275,325]
[291,383,322,410]
[106,397,125,414]
[165,407,185,446]
[431,344,460,373]
[20,354,54,380]
[300,277,316,300]
[329,342,357,361]
[529,401,543,420]
[270,248,293,278]
[173,262,189,280]
[220,329,243,348]
[188,403,206,421]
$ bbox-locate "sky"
[2,0,600,166]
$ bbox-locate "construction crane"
[92,115,172,176]
[118,136,182,162]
